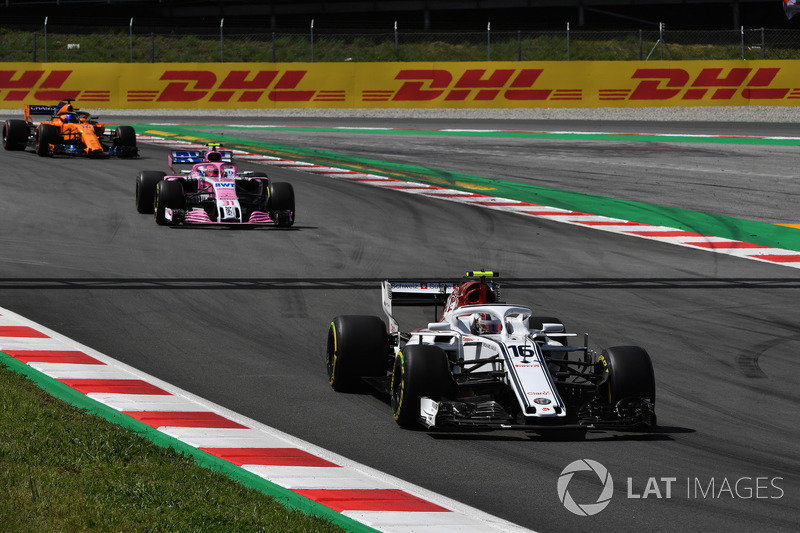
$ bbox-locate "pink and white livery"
[135,143,295,227]
[327,271,657,434]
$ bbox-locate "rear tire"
[36,124,58,156]
[326,315,389,393]
[136,171,166,214]
[2,119,28,150]
[268,182,295,227]
[596,346,655,405]
[391,344,456,429]
[154,180,184,226]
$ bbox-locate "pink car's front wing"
[168,208,283,225]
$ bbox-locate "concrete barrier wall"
[2,61,798,109]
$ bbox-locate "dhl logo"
[149,70,342,103]
[1,65,798,106]
[606,67,793,101]
[0,69,345,103]
[381,67,795,102]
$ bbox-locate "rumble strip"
[0,307,532,533]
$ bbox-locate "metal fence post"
[740,25,744,60]
[310,19,314,62]
[272,31,276,62]
[761,27,766,59]
[567,22,570,61]
[517,30,521,61]
[639,29,642,60]
[44,16,48,63]
[150,32,154,62]
[33,31,37,62]
[129,18,133,62]
[220,18,224,62]
[660,22,664,60]
[487,22,491,61]
[394,21,399,61]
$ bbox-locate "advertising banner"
[1,61,798,109]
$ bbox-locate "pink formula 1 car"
[135,144,294,227]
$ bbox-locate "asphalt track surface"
[1,116,798,532]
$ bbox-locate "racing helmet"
[62,113,78,123]
[463,281,497,305]
[205,166,220,177]
[470,313,502,335]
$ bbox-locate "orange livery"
[2,100,137,157]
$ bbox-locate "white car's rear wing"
[381,277,499,334]
[381,281,455,334]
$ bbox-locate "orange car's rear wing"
[24,104,59,123]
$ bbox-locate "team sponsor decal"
[2,61,800,108]
[533,397,551,405]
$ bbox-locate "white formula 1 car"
[326,271,656,432]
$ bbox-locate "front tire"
[2,119,28,150]
[154,180,184,226]
[36,124,58,156]
[326,315,389,392]
[114,126,137,155]
[391,344,456,429]
[268,182,295,227]
[136,171,166,214]
[596,346,655,406]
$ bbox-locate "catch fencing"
[2,20,800,62]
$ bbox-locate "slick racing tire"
[154,180,184,226]
[114,126,137,155]
[136,171,166,214]
[596,346,656,406]
[35,124,58,156]
[327,315,389,393]
[2,119,28,150]
[268,182,295,228]
[391,344,457,429]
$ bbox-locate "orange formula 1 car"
[2,100,138,157]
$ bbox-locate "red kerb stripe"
[59,379,170,395]
[200,447,339,467]
[123,411,248,429]
[0,326,49,338]
[293,489,450,512]
[4,350,104,365]
[752,254,800,263]
[687,242,770,249]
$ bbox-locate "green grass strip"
[0,350,377,533]
[135,124,800,252]
[178,124,800,146]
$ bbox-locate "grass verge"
[0,361,347,533]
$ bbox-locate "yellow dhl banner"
[1,61,799,109]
